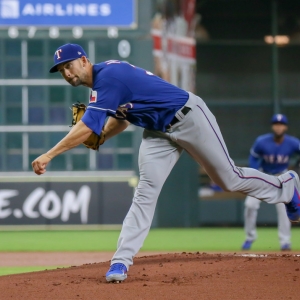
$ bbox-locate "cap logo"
[277,114,283,121]
[55,49,62,59]
[78,51,82,55]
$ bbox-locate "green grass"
[1,227,299,276]
[146,228,300,252]
[0,230,121,252]
[0,266,59,276]
[0,227,299,252]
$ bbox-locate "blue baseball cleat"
[241,240,253,250]
[106,263,127,282]
[281,244,291,251]
[285,171,300,223]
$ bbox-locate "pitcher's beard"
[69,77,82,87]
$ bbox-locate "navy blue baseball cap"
[49,43,87,73]
[271,114,288,125]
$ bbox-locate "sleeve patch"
[89,90,97,103]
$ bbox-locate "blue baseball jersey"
[249,133,300,174]
[81,60,189,133]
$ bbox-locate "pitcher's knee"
[217,182,236,193]
[244,195,260,208]
[245,201,260,210]
[218,175,249,192]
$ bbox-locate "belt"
[167,106,191,130]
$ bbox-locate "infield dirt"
[0,252,299,299]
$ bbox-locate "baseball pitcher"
[242,114,300,251]
[32,44,300,282]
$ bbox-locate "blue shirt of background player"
[249,133,300,175]
[81,60,189,134]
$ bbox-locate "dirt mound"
[0,252,299,299]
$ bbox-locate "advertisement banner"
[0,179,135,225]
[0,0,136,27]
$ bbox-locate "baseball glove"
[71,103,105,151]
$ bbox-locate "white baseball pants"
[111,92,295,269]
[244,195,291,246]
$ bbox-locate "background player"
[32,44,300,282]
[242,114,300,251]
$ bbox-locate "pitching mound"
[0,252,299,299]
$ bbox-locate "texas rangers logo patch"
[89,90,97,103]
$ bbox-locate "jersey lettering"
[106,60,121,65]
[114,102,133,119]
[127,63,136,68]
[263,154,289,164]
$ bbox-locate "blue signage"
[0,0,136,28]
